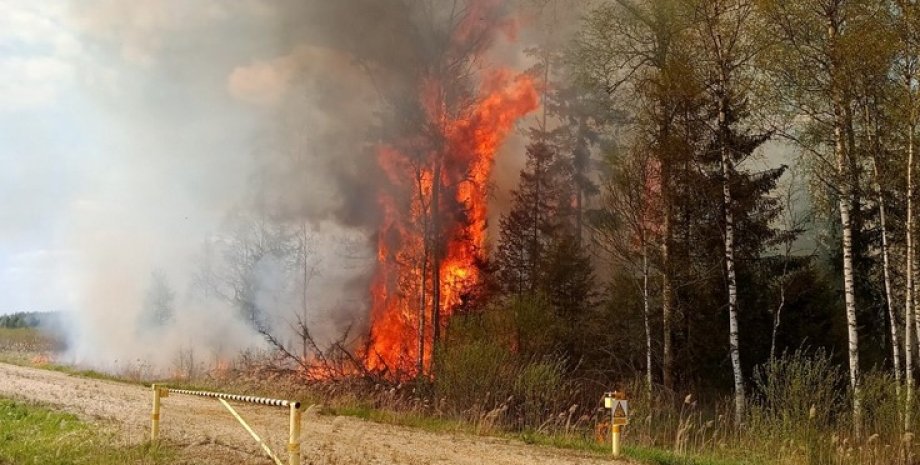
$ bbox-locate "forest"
[321,0,920,462]
[34,1,920,463]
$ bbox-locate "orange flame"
[367,69,538,377]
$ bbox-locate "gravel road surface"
[0,362,621,465]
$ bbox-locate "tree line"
[131,0,920,432]
[461,0,920,430]
[0,311,60,329]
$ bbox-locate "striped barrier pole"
[150,386,303,464]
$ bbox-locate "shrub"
[749,349,844,433]
[435,339,515,415]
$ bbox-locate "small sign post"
[603,391,629,457]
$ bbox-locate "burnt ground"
[0,362,623,465]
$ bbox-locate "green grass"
[0,397,174,465]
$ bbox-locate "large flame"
[367,68,538,377]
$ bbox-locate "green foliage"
[436,298,578,431]
[510,294,564,357]
[436,338,515,410]
[0,311,60,329]
[0,397,173,465]
[749,350,844,432]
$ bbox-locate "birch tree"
[894,0,920,426]
[592,144,660,399]
[576,0,688,390]
[757,0,873,428]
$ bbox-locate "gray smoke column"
[0,0,579,374]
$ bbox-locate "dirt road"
[0,363,620,465]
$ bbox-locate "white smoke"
[0,0,582,374]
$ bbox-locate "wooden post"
[288,403,302,465]
[151,384,161,441]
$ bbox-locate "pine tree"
[495,141,564,296]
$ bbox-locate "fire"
[366,64,539,375]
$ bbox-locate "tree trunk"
[876,161,901,388]
[835,105,862,430]
[719,93,744,426]
[642,243,653,400]
[770,284,785,363]
[907,119,916,429]
[431,161,442,374]
[576,168,584,244]
[661,146,675,391]
[866,102,901,388]
[826,15,860,432]
[417,236,428,377]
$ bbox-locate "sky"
[0,1,296,314]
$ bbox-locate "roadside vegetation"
[0,396,172,465]
[1,327,914,465]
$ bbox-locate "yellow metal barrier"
[150,384,303,465]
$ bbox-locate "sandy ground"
[0,362,622,465]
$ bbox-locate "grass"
[327,401,751,465]
[0,329,807,465]
[0,397,174,465]
[625,446,763,465]
[0,352,143,386]
[0,327,56,349]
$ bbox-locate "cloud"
[0,1,79,110]
[0,56,73,109]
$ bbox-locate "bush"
[749,349,844,433]
[435,339,515,414]
[436,297,579,432]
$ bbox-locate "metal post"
[289,404,302,465]
[611,424,621,457]
[151,384,161,441]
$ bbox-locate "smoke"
[0,0,584,374]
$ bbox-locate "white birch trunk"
[878,180,901,384]
[711,16,745,423]
[827,16,861,432]
[836,112,862,430]
[720,103,744,426]
[867,105,901,387]
[642,244,653,400]
[906,122,916,429]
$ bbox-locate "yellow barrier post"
[151,384,161,441]
[289,403,302,465]
[604,390,628,458]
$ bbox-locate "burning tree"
[366,0,539,378]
